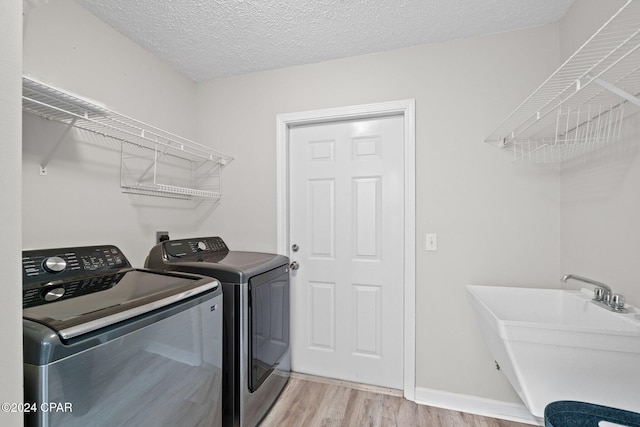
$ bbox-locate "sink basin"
[467,285,640,419]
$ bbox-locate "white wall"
[195,25,562,404]
[0,0,23,425]
[560,0,640,307]
[22,0,202,267]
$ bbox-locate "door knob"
[290,261,300,270]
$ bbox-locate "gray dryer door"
[248,263,290,392]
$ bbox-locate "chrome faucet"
[561,274,612,300]
[561,274,626,312]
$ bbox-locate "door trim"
[276,99,416,400]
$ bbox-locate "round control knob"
[44,256,66,273]
[196,241,207,251]
[43,287,65,302]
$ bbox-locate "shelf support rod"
[40,118,77,171]
[591,76,640,109]
[135,146,170,185]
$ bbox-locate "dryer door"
[248,264,290,392]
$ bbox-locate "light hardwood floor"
[259,374,535,427]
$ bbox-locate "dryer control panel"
[22,245,132,307]
[163,237,229,258]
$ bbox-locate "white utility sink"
[467,285,640,420]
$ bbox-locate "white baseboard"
[414,387,542,426]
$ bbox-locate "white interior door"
[288,114,404,389]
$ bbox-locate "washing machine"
[22,244,223,427]
[145,237,290,427]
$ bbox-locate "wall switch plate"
[425,233,437,251]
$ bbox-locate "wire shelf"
[121,184,221,200]
[22,76,233,199]
[513,103,626,163]
[485,0,640,164]
[120,142,224,200]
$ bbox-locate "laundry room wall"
[1,0,24,424]
[195,22,562,406]
[559,1,640,309]
[22,0,201,268]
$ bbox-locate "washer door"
[248,264,290,392]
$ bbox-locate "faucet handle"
[593,287,606,301]
[610,294,625,311]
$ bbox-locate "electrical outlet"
[425,233,437,251]
[156,231,169,244]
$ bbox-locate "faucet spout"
[561,274,613,295]
[561,273,610,290]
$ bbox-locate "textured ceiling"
[74,0,576,82]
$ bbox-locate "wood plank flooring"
[260,374,535,427]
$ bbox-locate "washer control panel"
[22,245,131,307]
[163,237,229,258]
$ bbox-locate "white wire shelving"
[22,76,233,199]
[485,0,640,164]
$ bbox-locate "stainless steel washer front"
[22,245,223,427]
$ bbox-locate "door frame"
[276,99,416,400]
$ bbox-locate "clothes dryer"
[146,237,290,427]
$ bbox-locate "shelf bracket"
[590,76,640,109]
[40,118,77,172]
